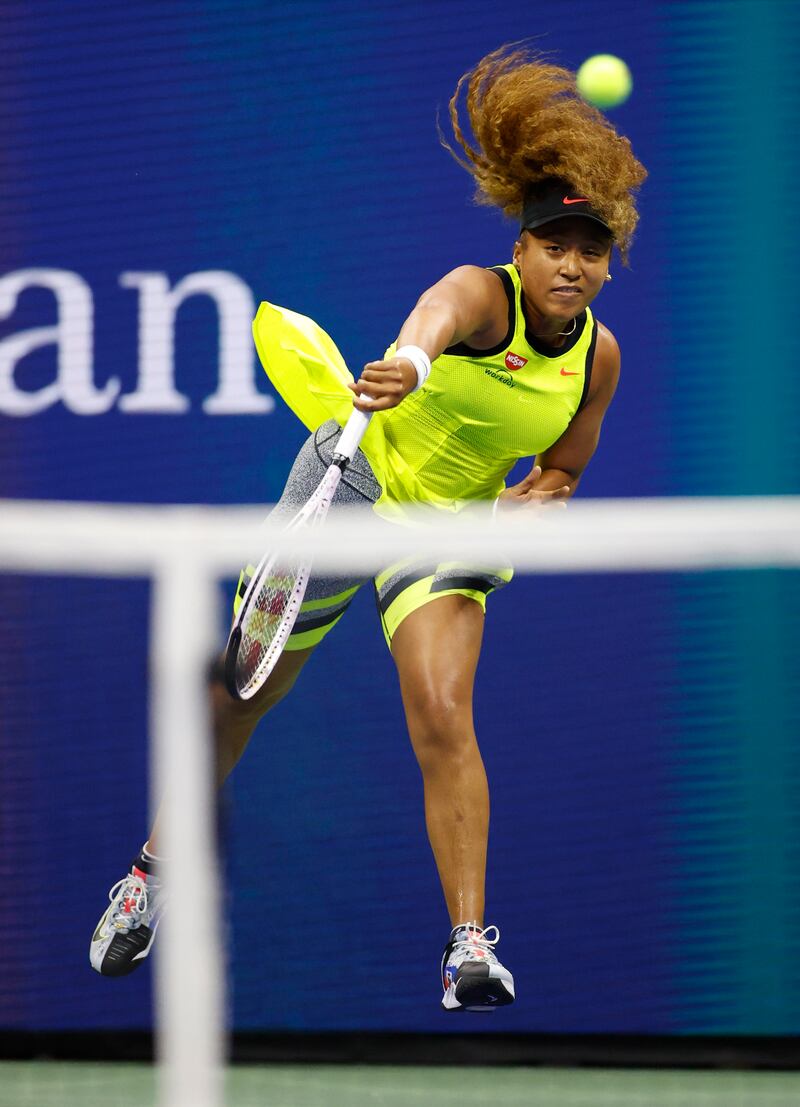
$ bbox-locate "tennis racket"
[224,408,372,700]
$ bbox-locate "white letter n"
[118,271,273,414]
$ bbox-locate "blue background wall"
[1,1,798,1035]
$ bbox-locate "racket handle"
[333,408,372,465]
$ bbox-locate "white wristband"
[395,344,431,392]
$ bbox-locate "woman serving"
[91,45,646,1013]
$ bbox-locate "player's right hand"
[348,357,418,412]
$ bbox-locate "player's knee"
[208,655,298,722]
[406,689,474,764]
[248,670,299,715]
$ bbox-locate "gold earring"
[605,274,612,282]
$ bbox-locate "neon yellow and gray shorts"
[234,555,513,652]
[234,421,512,651]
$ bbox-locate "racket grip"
[334,408,372,464]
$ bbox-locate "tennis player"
[91,45,645,1011]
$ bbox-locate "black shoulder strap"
[578,318,599,411]
[444,265,516,358]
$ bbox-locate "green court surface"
[3,1062,800,1107]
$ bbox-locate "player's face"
[513,219,612,326]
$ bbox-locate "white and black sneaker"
[90,850,165,977]
[441,922,515,1011]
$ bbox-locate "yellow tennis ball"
[576,54,632,110]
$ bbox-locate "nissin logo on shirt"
[504,351,528,371]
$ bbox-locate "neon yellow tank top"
[377,264,596,515]
[252,264,597,522]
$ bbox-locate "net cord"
[0,497,798,576]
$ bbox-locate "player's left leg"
[390,594,514,1011]
[391,595,487,924]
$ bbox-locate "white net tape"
[1,496,798,1107]
[1,497,798,576]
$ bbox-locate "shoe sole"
[442,964,515,1012]
[90,915,162,977]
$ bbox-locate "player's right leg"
[90,419,381,978]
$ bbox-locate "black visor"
[521,179,612,236]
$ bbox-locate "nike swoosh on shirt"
[560,368,579,376]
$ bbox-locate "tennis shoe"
[90,857,165,977]
[441,922,515,1011]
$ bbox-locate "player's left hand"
[348,357,418,412]
[496,465,570,513]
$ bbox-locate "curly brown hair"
[441,44,647,261]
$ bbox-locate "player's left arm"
[530,323,621,498]
[497,325,620,508]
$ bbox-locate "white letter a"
[0,269,119,416]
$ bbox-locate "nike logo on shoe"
[92,907,112,943]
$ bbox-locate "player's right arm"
[348,266,507,412]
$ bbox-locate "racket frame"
[224,409,371,700]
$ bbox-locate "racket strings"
[235,560,311,693]
[229,470,342,698]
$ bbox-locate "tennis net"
[1,495,799,1107]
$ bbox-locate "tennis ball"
[576,54,632,110]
